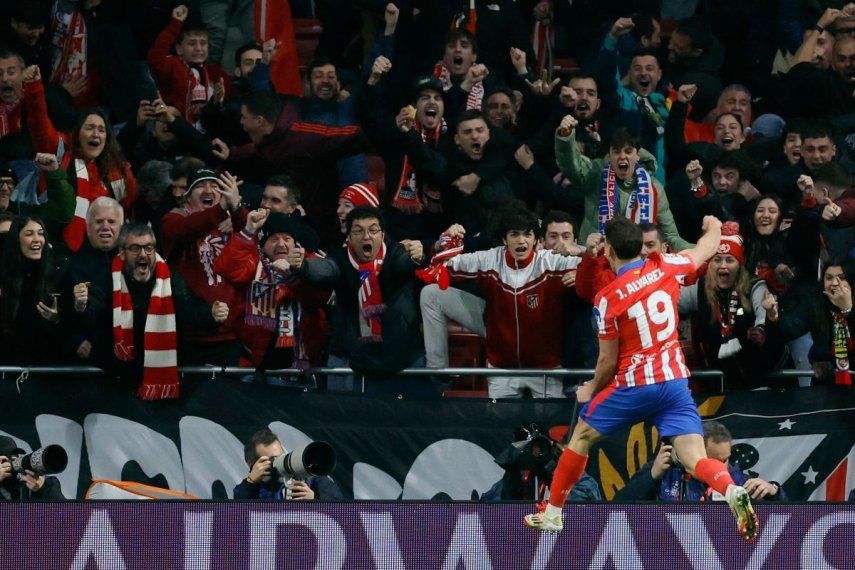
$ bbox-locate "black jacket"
[298,239,426,376]
[0,475,64,501]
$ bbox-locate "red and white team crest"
[526,294,539,309]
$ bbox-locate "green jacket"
[16,168,76,242]
[556,128,693,251]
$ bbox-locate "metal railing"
[0,365,817,394]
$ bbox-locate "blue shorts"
[579,378,702,437]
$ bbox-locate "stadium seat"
[443,320,488,398]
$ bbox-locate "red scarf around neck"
[394,121,444,213]
[347,241,386,342]
[111,254,180,400]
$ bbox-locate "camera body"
[494,424,558,500]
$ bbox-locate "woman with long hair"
[0,216,61,364]
[777,259,855,386]
[743,192,822,383]
[21,65,138,253]
[678,225,787,388]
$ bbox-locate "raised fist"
[701,215,722,233]
[172,4,189,21]
[685,159,703,183]
[245,208,270,234]
[262,38,278,64]
[369,56,392,85]
[462,64,489,91]
[797,175,814,197]
[677,84,697,104]
[510,47,527,73]
[35,153,59,172]
[610,17,635,38]
[558,114,578,134]
[384,3,400,29]
[22,65,41,83]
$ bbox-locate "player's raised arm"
[680,216,722,269]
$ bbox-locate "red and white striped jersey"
[593,252,695,387]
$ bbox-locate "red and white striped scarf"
[433,62,483,110]
[347,241,386,342]
[393,120,445,213]
[49,7,87,85]
[111,254,180,400]
[416,233,464,290]
[63,158,128,252]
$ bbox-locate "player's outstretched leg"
[725,484,759,542]
[524,420,601,533]
[686,443,759,542]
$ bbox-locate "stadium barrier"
[2,502,853,569]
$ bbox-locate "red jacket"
[575,252,615,304]
[24,79,138,251]
[213,231,329,366]
[146,18,233,121]
[160,204,248,343]
[447,247,580,368]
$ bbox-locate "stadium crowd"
[2,0,855,401]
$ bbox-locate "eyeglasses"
[0,178,14,187]
[125,244,156,254]
[350,227,382,238]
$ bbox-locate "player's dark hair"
[541,210,577,236]
[604,217,643,260]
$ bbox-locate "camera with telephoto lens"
[10,445,68,476]
[493,424,557,500]
[271,442,336,479]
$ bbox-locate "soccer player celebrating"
[524,215,759,542]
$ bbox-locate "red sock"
[694,457,736,495]
[548,449,588,508]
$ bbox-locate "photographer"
[0,436,64,501]
[233,429,344,501]
[614,422,786,502]
[481,425,601,502]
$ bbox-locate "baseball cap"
[0,435,25,457]
[413,76,443,100]
[185,167,220,195]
